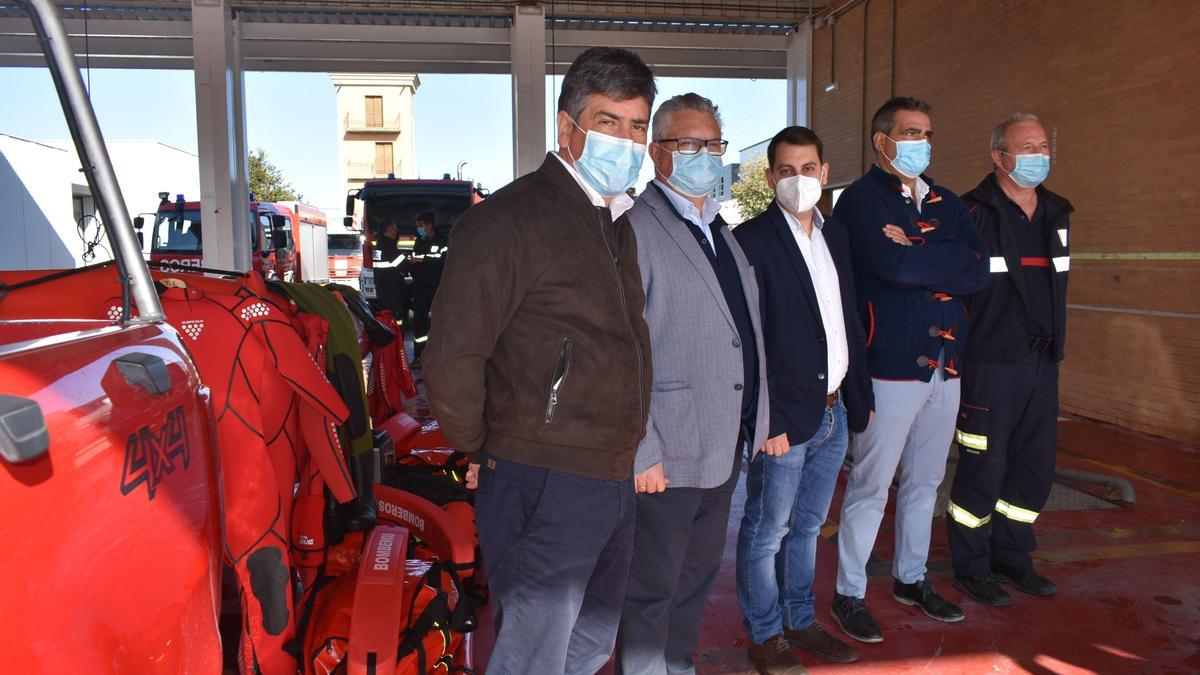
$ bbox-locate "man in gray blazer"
[617,93,770,675]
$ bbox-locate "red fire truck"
[327,218,365,287]
[345,176,485,303]
[138,196,328,282]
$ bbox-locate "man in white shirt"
[733,127,876,673]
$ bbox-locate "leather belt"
[826,389,841,407]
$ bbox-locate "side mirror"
[271,214,291,252]
[133,216,144,229]
[343,216,355,229]
[136,231,144,249]
[345,193,356,216]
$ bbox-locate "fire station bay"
[0,2,1197,674]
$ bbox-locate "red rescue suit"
[105,286,356,674]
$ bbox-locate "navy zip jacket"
[832,164,990,381]
[963,173,1073,363]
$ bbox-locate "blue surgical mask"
[666,149,723,197]
[1005,152,1050,188]
[886,137,931,179]
[569,119,646,197]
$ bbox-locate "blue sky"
[0,67,785,212]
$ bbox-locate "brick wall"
[810,0,1200,444]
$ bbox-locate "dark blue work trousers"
[477,454,636,675]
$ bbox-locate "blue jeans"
[736,401,848,644]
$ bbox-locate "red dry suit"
[105,286,355,674]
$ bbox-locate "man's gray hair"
[652,93,722,141]
[991,112,1041,151]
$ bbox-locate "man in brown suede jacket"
[422,47,655,674]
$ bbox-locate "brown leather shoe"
[746,634,809,674]
[784,621,859,663]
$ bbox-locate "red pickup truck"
[0,1,223,670]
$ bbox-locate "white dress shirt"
[553,151,635,219]
[781,207,849,394]
[651,179,723,254]
[898,175,931,213]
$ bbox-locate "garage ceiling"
[0,0,832,77]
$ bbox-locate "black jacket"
[409,232,449,288]
[734,202,874,445]
[963,173,1073,362]
[423,153,652,480]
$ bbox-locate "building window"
[365,96,383,128]
[374,142,394,175]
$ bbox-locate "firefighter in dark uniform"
[948,113,1072,607]
[408,210,448,363]
[372,220,409,321]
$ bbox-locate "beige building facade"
[331,73,420,195]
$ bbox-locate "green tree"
[731,155,774,221]
[248,147,299,202]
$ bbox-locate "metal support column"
[511,3,546,178]
[192,0,250,271]
[786,22,812,128]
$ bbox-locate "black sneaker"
[893,578,965,622]
[993,563,1057,596]
[830,593,883,643]
[953,573,1013,607]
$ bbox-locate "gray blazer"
[628,183,771,489]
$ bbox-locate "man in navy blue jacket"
[734,126,875,672]
[830,97,990,644]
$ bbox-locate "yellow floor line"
[1060,446,1200,499]
[1035,539,1200,564]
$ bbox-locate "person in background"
[372,220,408,322]
[617,93,769,675]
[422,46,655,674]
[734,126,874,673]
[947,112,1071,607]
[407,210,448,364]
[831,96,989,644]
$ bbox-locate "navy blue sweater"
[832,165,990,381]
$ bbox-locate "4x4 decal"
[121,405,191,500]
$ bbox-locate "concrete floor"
[454,395,1200,674]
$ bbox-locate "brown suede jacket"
[422,153,652,481]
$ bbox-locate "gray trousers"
[617,453,740,675]
[477,455,636,675]
[836,368,960,597]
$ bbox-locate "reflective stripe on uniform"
[1052,256,1070,272]
[990,257,1008,273]
[413,335,429,343]
[374,254,407,269]
[995,499,1039,523]
[955,428,988,451]
[1057,228,1068,247]
[948,501,991,528]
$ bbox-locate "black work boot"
[893,578,965,622]
[338,451,377,532]
[954,573,1014,607]
[992,563,1057,596]
[830,593,883,643]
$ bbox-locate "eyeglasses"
[656,137,729,156]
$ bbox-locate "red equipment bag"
[303,527,464,675]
